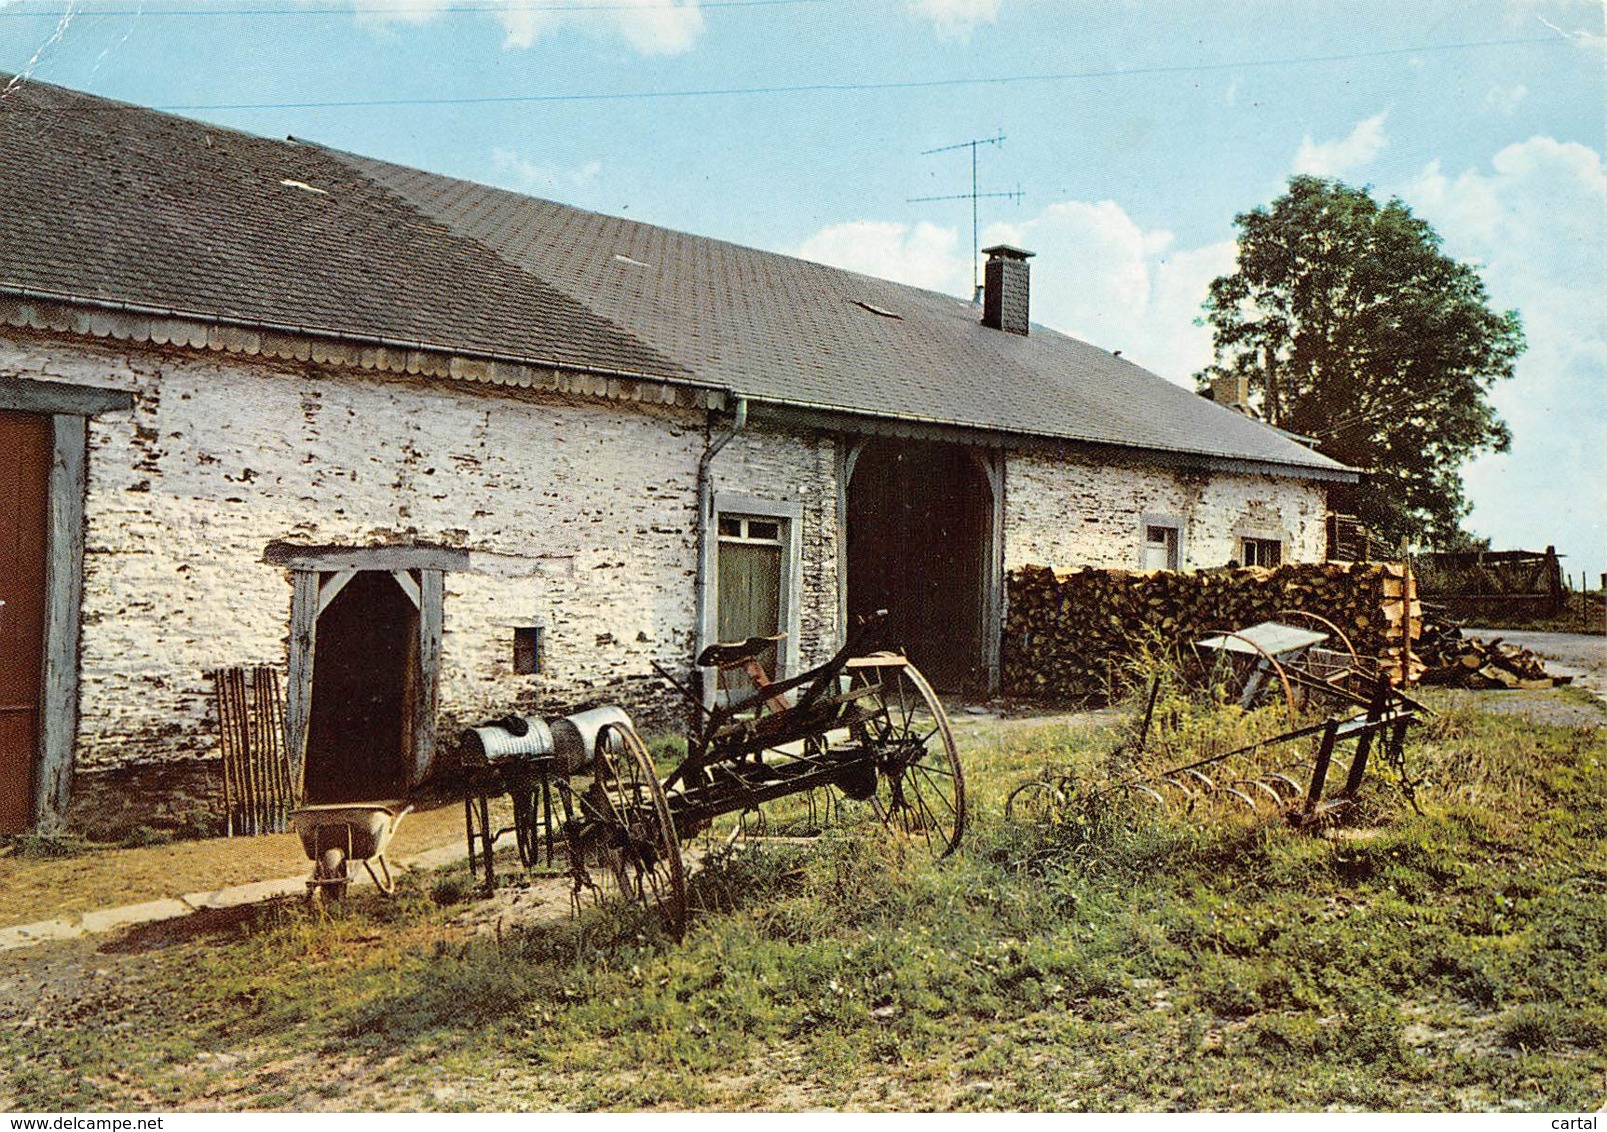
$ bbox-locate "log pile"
[1003,561,1419,703]
[1417,624,1571,690]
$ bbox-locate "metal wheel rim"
[576,722,687,937]
[853,660,966,858]
[1005,779,1064,824]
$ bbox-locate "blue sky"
[3,0,1603,576]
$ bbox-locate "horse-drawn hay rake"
[1008,616,1425,834]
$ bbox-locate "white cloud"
[983,200,1233,383]
[490,149,603,195]
[1291,111,1389,176]
[1484,83,1530,115]
[1402,136,1607,567]
[794,221,968,293]
[338,0,704,55]
[795,200,1233,387]
[907,0,1001,41]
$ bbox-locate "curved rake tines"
[851,659,966,859]
[566,721,687,938]
[1005,777,1072,825]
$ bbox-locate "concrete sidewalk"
[0,839,472,954]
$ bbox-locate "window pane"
[1241,538,1282,567]
[747,519,781,542]
[718,516,742,538]
[513,626,541,675]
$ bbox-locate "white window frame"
[1239,535,1284,568]
[700,493,803,684]
[1138,513,1185,571]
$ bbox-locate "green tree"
[1197,175,1524,551]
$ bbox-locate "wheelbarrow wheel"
[312,846,350,902]
[568,721,687,938]
[850,659,966,858]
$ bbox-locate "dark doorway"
[0,411,50,833]
[302,570,419,804]
[847,439,992,693]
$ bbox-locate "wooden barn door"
[0,411,52,833]
[715,515,784,700]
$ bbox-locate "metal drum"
[550,704,636,774]
[463,716,554,765]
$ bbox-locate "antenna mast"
[908,131,1023,301]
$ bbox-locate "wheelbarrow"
[290,802,412,900]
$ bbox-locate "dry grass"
[0,799,493,926]
[2,695,1603,1111]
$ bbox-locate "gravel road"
[1463,628,1607,703]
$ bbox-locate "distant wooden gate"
[1418,547,1565,620]
[0,411,52,834]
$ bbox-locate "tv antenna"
[908,131,1024,301]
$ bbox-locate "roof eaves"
[739,390,1356,479]
[0,283,728,399]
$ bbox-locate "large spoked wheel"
[568,722,687,938]
[849,658,966,858]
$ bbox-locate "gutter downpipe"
[694,396,749,707]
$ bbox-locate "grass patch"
[1,692,1602,1111]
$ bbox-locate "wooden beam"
[283,569,320,800]
[315,568,357,617]
[32,415,88,830]
[985,448,1005,695]
[0,378,133,418]
[412,569,444,785]
[264,541,470,573]
[391,569,422,610]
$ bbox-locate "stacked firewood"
[1004,561,1417,702]
[1417,624,1570,689]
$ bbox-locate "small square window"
[513,626,543,675]
[746,519,781,542]
[1240,538,1283,568]
[718,516,742,538]
[1142,521,1180,570]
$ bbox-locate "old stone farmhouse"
[0,79,1356,834]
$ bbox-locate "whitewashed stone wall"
[1,332,738,782]
[703,423,840,670]
[1004,447,1328,571]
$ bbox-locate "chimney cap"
[981,244,1035,261]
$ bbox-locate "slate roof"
[0,78,1351,478]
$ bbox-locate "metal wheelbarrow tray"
[290,802,412,900]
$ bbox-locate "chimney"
[981,244,1034,335]
[1210,372,1250,412]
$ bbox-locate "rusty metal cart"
[553,612,966,937]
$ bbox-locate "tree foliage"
[1198,175,1524,551]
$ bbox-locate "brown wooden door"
[0,411,51,833]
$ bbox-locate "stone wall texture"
[3,328,1331,832]
[1004,447,1327,571]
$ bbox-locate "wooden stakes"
[210,666,296,836]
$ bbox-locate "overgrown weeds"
[1,691,1601,1111]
